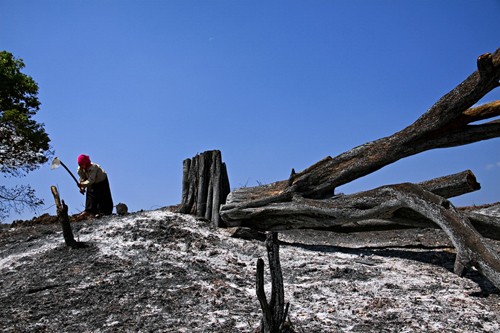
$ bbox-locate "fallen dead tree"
[223,170,500,240]
[219,49,500,288]
[220,49,500,207]
[234,184,500,289]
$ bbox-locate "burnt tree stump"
[50,186,85,249]
[179,150,230,227]
[257,232,294,333]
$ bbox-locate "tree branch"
[227,183,500,289]
[221,49,500,206]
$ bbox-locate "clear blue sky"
[1,0,499,223]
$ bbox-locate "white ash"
[1,209,499,332]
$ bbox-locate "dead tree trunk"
[222,170,483,229]
[50,186,85,249]
[219,49,500,289]
[257,232,293,333]
[179,150,230,227]
[234,183,500,289]
[222,49,500,208]
[224,170,500,238]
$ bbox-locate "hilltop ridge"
[1,208,500,332]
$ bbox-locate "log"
[461,207,500,241]
[179,150,230,226]
[221,49,500,209]
[416,169,480,199]
[274,210,500,241]
[221,169,482,226]
[274,170,496,237]
[220,171,496,236]
[227,183,500,289]
[222,178,500,240]
[217,50,500,289]
[50,186,85,249]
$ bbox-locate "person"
[76,154,113,219]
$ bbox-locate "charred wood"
[179,150,230,227]
[218,50,500,288]
[257,232,294,333]
[226,183,500,289]
[50,186,85,249]
[461,207,500,241]
[222,49,500,207]
[416,169,480,199]
[221,170,482,227]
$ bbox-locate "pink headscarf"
[77,154,91,168]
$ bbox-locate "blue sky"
[1,0,499,223]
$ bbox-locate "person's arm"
[79,165,98,188]
[76,167,86,193]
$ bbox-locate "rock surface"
[1,207,500,332]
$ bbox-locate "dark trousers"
[85,177,113,215]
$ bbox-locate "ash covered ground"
[1,207,500,332]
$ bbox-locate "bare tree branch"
[221,49,500,207]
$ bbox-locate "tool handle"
[59,161,80,186]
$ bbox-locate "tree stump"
[257,232,294,333]
[50,186,85,249]
[179,150,230,227]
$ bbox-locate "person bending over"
[77,154,113,218]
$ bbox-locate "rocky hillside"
[1,207,500,332]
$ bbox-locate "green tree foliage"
[0,51,52,221]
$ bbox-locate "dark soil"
[1,208,500,332]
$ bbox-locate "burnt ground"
[1,208,500,332]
